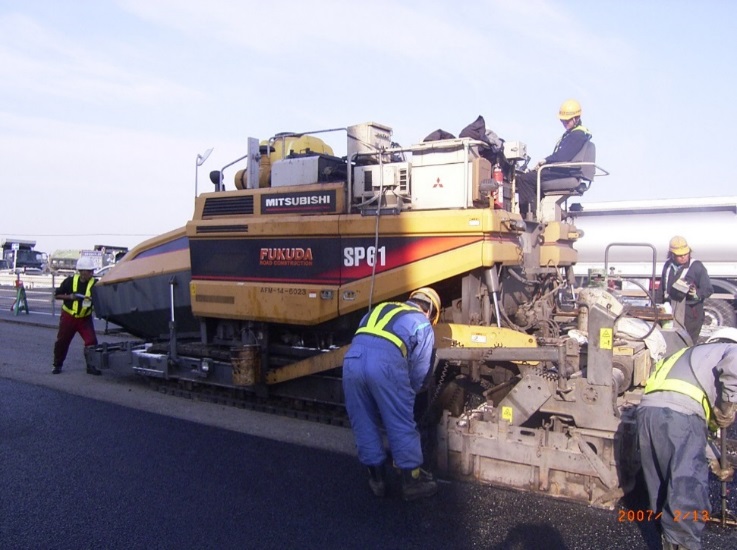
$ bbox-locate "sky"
[2,0,736,256]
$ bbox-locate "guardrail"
[0,272,55,288]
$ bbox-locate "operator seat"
[537,140,597,221]
[541,140,596,195]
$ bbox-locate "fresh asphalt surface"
[2,310,737,549]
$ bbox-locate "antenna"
[197,148,213,166]
[195,147,214,196]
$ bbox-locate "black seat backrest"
[540,140,596,196]
[579,140,595,181]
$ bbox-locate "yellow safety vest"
[355,302,420,357]
[62,275,95,318]
[644,347,711,421]
[553,124,591,153]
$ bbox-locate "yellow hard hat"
[558,99,582,121]
[409,287,441,325]
[669,236,690,255]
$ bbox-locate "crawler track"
[147,377,351,428]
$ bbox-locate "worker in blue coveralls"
[342,287,441,501]
[637,327,737,550]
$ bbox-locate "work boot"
[52,365,62,374]
[86,365,102,376]
[367,464,387,497]
[401,467,438,501]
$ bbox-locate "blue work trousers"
[637,406,710,550]
[342,340,423,469]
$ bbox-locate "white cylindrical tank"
[570,196,737,278]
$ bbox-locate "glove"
[714,402,737,428]
[709,458,735,482]
[687,285,698,300]
[531,160,544,171]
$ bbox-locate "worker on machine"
[516,99,592,218]
[656,235,713,344]
[52,256,101,375]
[342,287,441,501]
[637,327,737,550]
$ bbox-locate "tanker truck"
[568,196,737,338]
[86,120,691,509]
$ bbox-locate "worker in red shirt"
[52,256,101,375]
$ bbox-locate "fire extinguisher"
[492,164,504,209]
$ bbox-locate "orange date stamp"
[618,509,711,522]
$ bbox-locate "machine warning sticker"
[599,328,613,350]
[501,406,513,423]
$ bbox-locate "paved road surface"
[2,310,736,549]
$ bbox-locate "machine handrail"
[534,161,610,221]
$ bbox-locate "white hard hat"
[76,256,96,271]
[706,327,737,344]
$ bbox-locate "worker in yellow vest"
[637,327,737,550]
[516,99,592,218]
[342,287,440,501]
[52,256,101,375]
